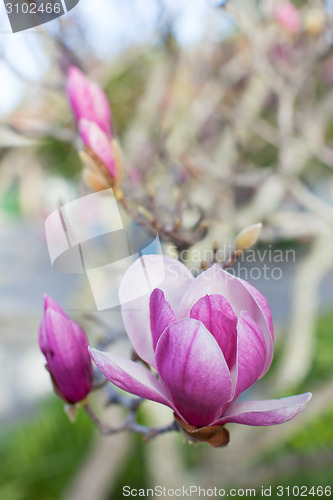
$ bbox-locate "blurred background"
[1,0,333,498]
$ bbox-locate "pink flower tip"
[274,1,301,35]
[43,294,63,313]
[66,65,112,137]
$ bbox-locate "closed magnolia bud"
[82,168,110,192]
[305,9,324,36]
[80,149,110,192]
[39,295,93,404]
[79,119,116,178]
[66,67,125,192]
[274,2,301,35]
[67,66,112,137]
[79,136,124,192]
[235,223,263,251]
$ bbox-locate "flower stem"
[83,403,179,440]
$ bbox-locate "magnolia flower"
[66,67,123,188]
[67,66,112,137]
[39,295,93,404]
[274,1,301,35]
[79,118,116,178]
[90,256,311,442]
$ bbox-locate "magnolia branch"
[83,403,179,441]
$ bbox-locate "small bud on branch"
[235,222,263,252]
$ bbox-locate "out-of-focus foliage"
[302,311,333,388]
[109,436,149,499]
[38,138,82,180]
[0,400,94,500]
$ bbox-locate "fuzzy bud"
[235,223,263,251]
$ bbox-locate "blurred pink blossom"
[79,118,116,178]
[67,66,112,137]
[274,1,301,35]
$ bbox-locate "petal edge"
[215,393,312,426]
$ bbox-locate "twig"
[83,403,179,441]
[222,249,243,270]
[118,192,208,251]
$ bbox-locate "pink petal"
[150,289,176,350]
[240,279,274,339]
[190,294,237,370]
[274,2,301,35]
[155,318,232,428]
[79,119,116,177]
[178,266,273,377]
[89,81,112,137]
[43,294,64,315]
[89,348,174,409]
[216,393,312,426]
[233,312,267,399]
[67,66,111,136]
[119,255,194,367]
[67,67,93,122]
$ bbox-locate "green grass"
[0,399,94,500]
[303,310,333,386]
[38,138,82,180]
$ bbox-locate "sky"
[0,0,231,116]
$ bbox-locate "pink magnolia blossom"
[90,256,311,429]
[274,2,301,35]
[39,295,93,404]
[79,118,116,178]
[67,66,112,137]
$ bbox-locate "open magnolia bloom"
[90,256,311,445]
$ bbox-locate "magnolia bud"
[82,168,109,192]
[79,122,125,191]
[67,66,112,137]
[305,9,324,36]
[39,295,93,404]
[274,2,301,35]
[79,119,116,178]
[235,223,263,251]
